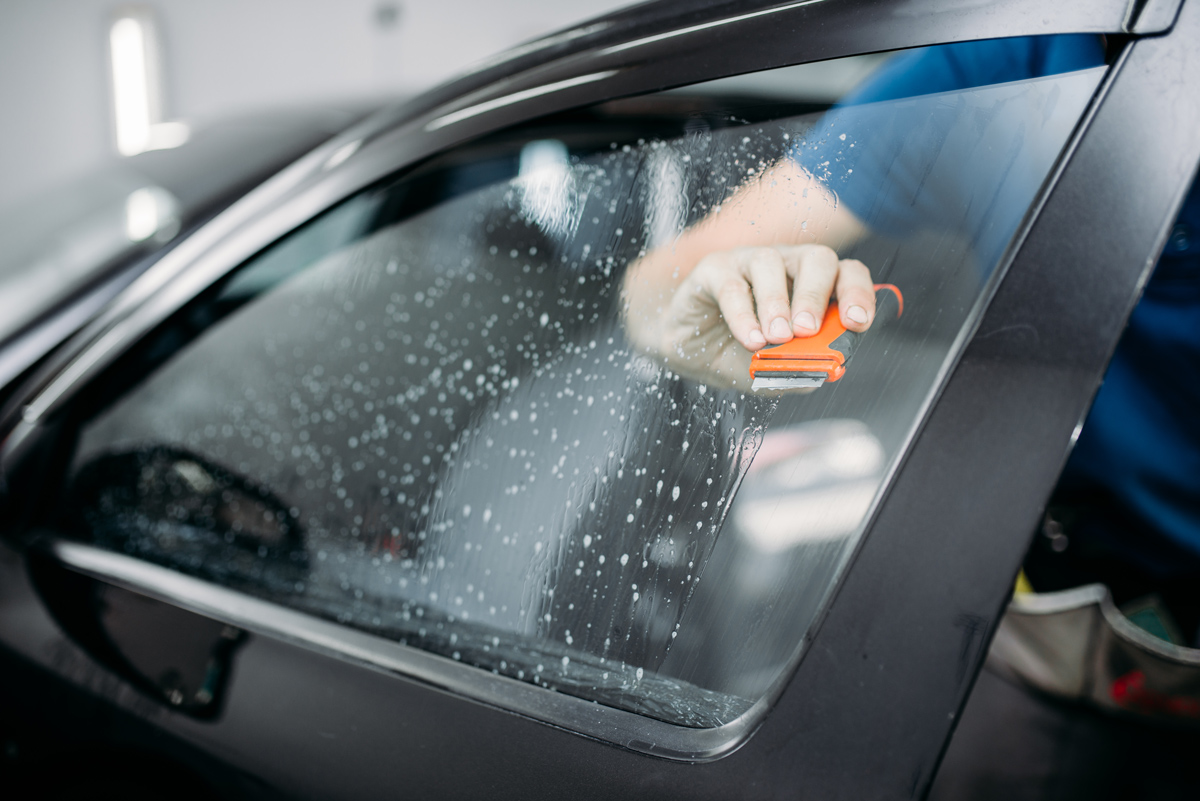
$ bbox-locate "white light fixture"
[125,186,180,242]
[109,9,188,156]
[517,139,582,240]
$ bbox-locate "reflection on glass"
[124,186,180,242]
[68,47,1105,727]
[735,420,884,553]
[110,14,157,157]
[110,11,188,156]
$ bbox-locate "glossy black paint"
[365,0,1152,210]
[0,646,269,800]
[29,554,245,720]
[3,0,1200,799]
[395,0,1154,133]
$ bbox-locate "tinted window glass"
[64,43,1105,728]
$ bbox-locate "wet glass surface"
[66,51,1105,727]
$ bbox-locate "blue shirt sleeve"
[797,35,1200,575]
[793,35,1106,243]
[842,35,1105,105]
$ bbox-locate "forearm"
[623,158,867,327]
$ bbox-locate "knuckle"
[694,254,724,276]
[839,286,873,303]
[753,278,789,300]
[803,244,838,264]
[748,247,786,271]
[799,251,839,279]
[792,289,830,309]
[716,278,749,303]
[757,296,790,316]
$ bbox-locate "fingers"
[686,246,876,356]
[780,245,839,335]
[690,254,766,351]
[834,258,876,332]
[744,249,794,343]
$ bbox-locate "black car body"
[2,1,1199,798]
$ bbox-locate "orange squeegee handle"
[749,283,904,384]
[872,283,903,318]
[825,283,904,364]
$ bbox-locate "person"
[624,34,1200,798]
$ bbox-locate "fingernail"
[794,311,817,332]
[769,318,791,339]
[846,305,868,324]
[748,329,766,348]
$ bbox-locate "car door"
[2,1,1199,798]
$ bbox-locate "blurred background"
[0,0,632,215]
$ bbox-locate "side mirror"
[28,552,243,719]
[22,444,307,718]
[67,444,307,590]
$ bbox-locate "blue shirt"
[795,36,1200,577]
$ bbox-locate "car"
[1,0,1198,798]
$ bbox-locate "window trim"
[46,537,764,761]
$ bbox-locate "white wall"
[0,3,113,215]
[0,0,633,214]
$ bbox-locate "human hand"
[623,244,876,390]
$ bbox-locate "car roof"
[378,0,1159,145]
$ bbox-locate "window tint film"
[64,39,1106,729]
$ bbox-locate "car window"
[61,42,1106,729]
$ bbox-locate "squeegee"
[749,283,903,391]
